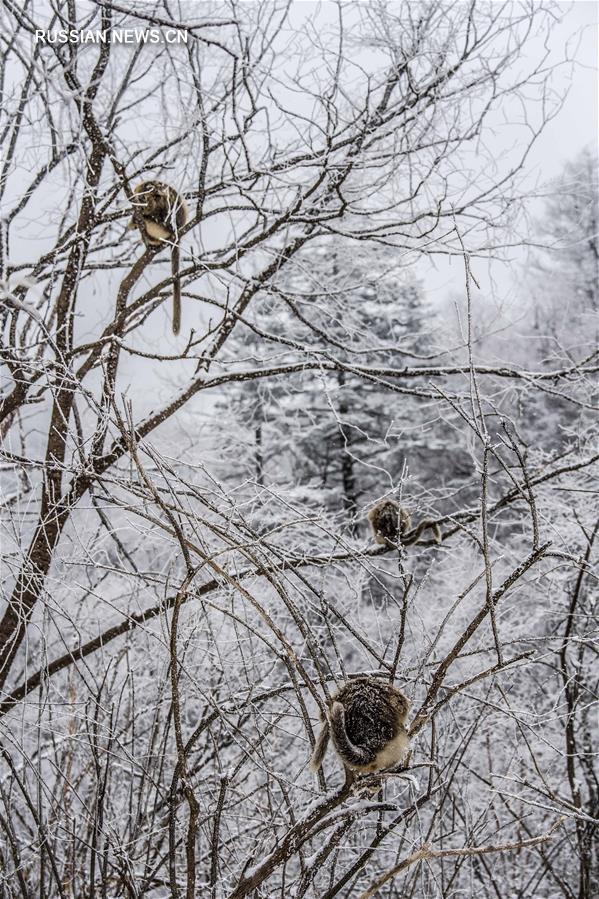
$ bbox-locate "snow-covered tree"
[0,3,595,897]
[211,240,441,530]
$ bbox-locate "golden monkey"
[310,676,411,774]
[367,499,441,548]
[127,180,188,334]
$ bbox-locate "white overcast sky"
[423,0,598,306]
[538,1,597,168]
[283,1,597,309]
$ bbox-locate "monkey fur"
[309,676,411,774]
[367,499,441,548]
[127,180,188,335]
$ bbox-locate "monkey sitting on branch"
[309,676,411,775]
[367,498,441,548]
[127,180,188,335]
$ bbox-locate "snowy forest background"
[0,1,597,897]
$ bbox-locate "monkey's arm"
[309,720,330,772]
[330,702,375,768]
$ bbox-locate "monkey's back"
[334,677,408,753]
[133,181,187,235]
[367,500,410,546]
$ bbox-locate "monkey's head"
[389,688,411,724]
[133,181,164,214]
[367,499,411,546]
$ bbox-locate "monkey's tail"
[309,720,330,772]
[171,244,181,335]
[330,702,372,768]
[405,519,442,546]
